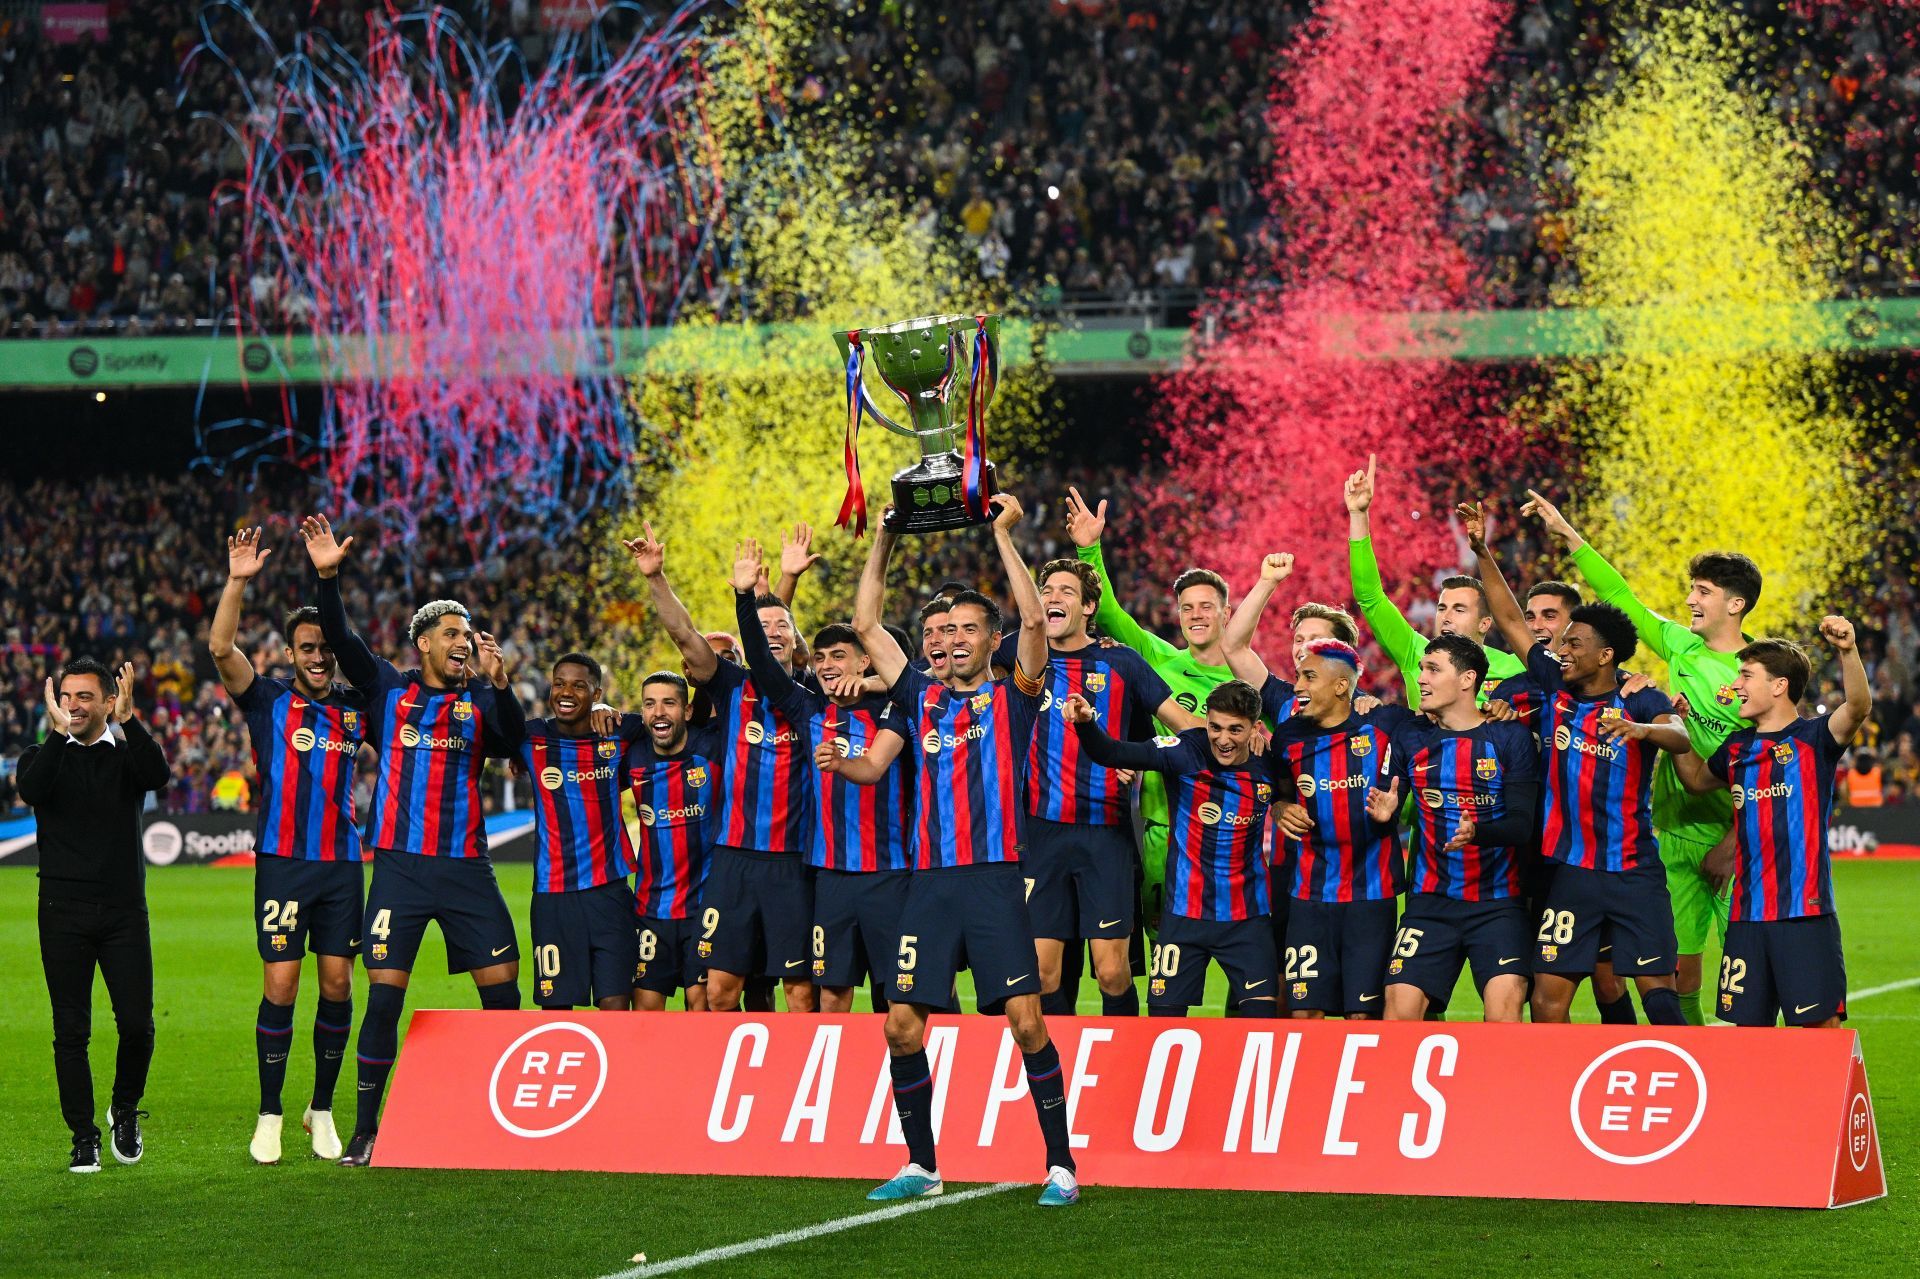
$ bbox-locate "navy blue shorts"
[362,850,517,974]
[635,914,706,995]
[1283,897,1396,1014]
[254,855,363,962]
[892,863,1039,1009]
[1719,914,1847,1027]
[1387,893,1531,1001]
[1151,913,1278,1010]
[813,868,909,988]
[1534,860,1677,978]
[704,846,814,981]
[1024,816,1135,941]
[529,880,638,1007]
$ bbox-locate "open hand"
[227,526,272,579]
[42,676,71,736]
[780,523,822,577]
[300,513,354,578]
[730,537,764,594]
[1064,486,1107,548]
[1365,777,1401,824]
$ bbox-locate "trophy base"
[883,453,997,534]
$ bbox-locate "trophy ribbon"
[961,314,998,520]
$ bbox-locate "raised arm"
[209,526,268,697]
[1822,615,1871,745]
[473,631,527,757]
[772,521,821,606]
[849,520,908,687]
[301,514,381,690]
[1225,552,1292,653]
[814,729,905,786]
[1346,455,1428,683]
[733,539,801,702]
[991,493,1047,680]
[16,680,71,805]
[1067,487,1175,663]
[1526,487,1686,663]
[112,662,171,792]
[623,522,718,685]
[1459,502,1536,660]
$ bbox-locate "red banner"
[377,1014,1883,1208]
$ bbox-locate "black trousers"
[38,896,155,1143]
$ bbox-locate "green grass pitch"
[1,860,1914,1278]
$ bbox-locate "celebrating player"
[1245,635,1409,1018]
[1668,620,1867,1027]
[301,515,527,1167]
[1064,486,1239,930]
[209,527,367,1165]
[1063,682,1280,1017]
[625,524,817,1014]
[1467,521,1690,1026]
[1345,455,1525,706]
[1521,488,1757,1027]
[504,654,641,1012]
[825,495,1081,1208]
[627,672,721,1012]
[1016,554,1200,1016]
[1368,636,1539,1022]
[728,538,914,1015]
[1223,553,1363,720]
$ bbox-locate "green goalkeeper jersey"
[1348,535,1526,709]
[1571,543,1747,844]
[1075,541,1237,838]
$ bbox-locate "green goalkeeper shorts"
[1660,828,1732,954]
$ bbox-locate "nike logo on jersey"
[1636,956,1663,966]
[1244,979,1269,990]
[1006,974,1029,987]
[1795,1002,1821,1014]
[1358,993,1379,1002]
[491,945,511,956]
[1098,918,1122,929]
[348,939,361,948]
[785,959,805,969]
[1498,957,1520,966]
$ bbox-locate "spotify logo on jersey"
[1197,802,1223,826]
[291,727,317,753]
[1297,776,1317,799]
[637,805,656,826]
[922,730,942,755]
[1553,725,1572,751]
[400,724,422,748]
[540,766,565,790]
[1422,788,1444,809]
[744,721,765,745]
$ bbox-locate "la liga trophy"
[833,313,1001,535]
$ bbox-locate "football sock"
[1023,1041,1075,1173]
[1101,986,1139,1017]
[311,998,353,1112]
[888,1050,938,1173]
[1640,986,1685,1026]
[1596,989,1638,1025]
[353,983,406,1137]
[1678,989,1705,1026]
[1239,999,1278,1019]
[478,979,521,1010]
[1040,987,1076,1015]
[255,998,295,1116]
[1147,1005,1188,1017]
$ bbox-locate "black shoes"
[108,1105,148,1164]
[338,1131,377,1167]
[69,1137,102,1173]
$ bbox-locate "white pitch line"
[599,1181,1024,1278]
[1851,975,1920,1001]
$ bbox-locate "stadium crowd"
[5,465,1920,815]
[1,0,1916,335]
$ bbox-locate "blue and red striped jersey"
[698,659,811,855]
[889,664,1044,870]
[1022,643,1171,825]
[1258,674,1299,727]
[1709,715,1843,921]
[1388,719,1537,901]
[359,667,521,858]
[231,676,367,862]
[1075,723,1274,921]
[627,724,723,919]
[734,591,912,872]
[517,717,638,893]
[1520,644,1673,873]
[1271,704,1410,902]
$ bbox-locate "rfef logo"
[488,1022,608,1138]
[1569,1040,1707,1165]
